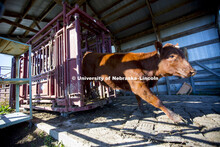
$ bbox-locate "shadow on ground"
[29,95,220,146]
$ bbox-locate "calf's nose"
[189,69,196,76]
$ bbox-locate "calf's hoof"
[167,110,187,124]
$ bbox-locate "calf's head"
[155,41,196,78]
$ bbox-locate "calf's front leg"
[130,81,184,123]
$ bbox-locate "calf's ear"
[175,43,180,48]
[155,41,162,55]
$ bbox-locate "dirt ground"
[1,95,220,147]
[0,114,63,147]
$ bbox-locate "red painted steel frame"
[20,2,114,113]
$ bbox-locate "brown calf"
[82,41,196,123]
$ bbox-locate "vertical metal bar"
[46,46,48,72]
[36,52,38,74]
[75,10,83,106]
[63,2,69,111]
[113,89,116,97]
[108,35,111,53]
[165,77,171,95]
[23,53,28,100]
[102,85,105,98]
[55,35,58,98]
[40,50,42,74]
[15,56,20,112]
[49,74,52,96]
[101,32,105,53]
[31,55,33,76]
[29,46,32,118]
[106,87,109,97]
[190,77,196,94]
[99,82,103,99]
[33,54,35,75]
[10,57,16,108]
[42,47,45,73]
[96,35,99,52]
[49,41,52,71]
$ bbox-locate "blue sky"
[0,54,12,75]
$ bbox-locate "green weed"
[0,105,13,115]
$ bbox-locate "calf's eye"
[169,55,174,58]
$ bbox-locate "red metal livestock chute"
[19,3,115,115]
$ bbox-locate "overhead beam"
[33,19,41,30]
[3,10,50,22]
[0,18,38,33]
[22,1,56,37]
[118,10,211,44]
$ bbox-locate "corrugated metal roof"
[27,0,54,17]
[4,0,26,13]
[45,4,63,20]
[0,0,217,44]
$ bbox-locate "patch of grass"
[39,131,45,138]
[44,135,54,147]
[56,141,65,147]
[44,135,64,147]
[0,105,14,115]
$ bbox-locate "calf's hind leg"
[135,95,145,113]
[131,81,184,123]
